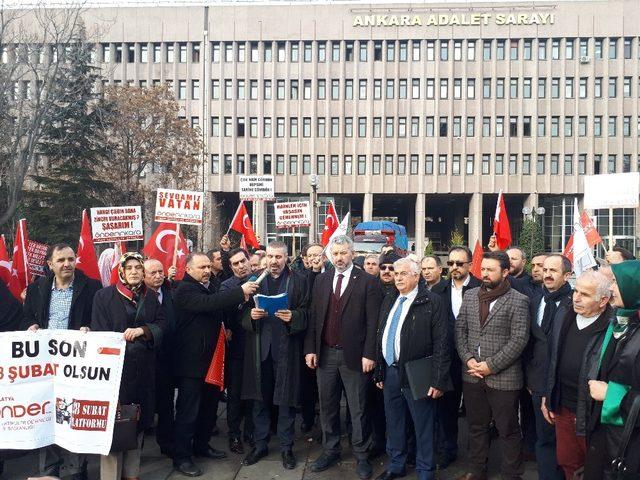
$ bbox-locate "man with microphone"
[240,241,309,471]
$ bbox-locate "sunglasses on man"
[380,265,394,271]
[447,260,469,267]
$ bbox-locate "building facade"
[81,0,640,255]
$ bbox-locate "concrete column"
[207,193,222,250]
[414,193,426,255]
[524,193,539,211]
[468,193,483,247]
[363,192,373,222]
[253,200,267,245]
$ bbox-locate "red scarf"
[116,280,145,305]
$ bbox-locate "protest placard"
[239,175,275,201]
[155,189,204,225]
[27,240,48,277]
[274,201,311,228]
[90,206,144,244]
[0,330,125,455]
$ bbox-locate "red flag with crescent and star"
[76,209,101,281]
[0,234,12,286]
[470,239,484,280]
[8,219,30,301]
[205,324,226,390]
[227,202,259,250]
[321,202,339,246]
[142,222,188,280]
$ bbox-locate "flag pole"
[20,219,30,286]
[172,223,180,268]
[608,207,614,252]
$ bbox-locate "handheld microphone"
[254,269,269,284]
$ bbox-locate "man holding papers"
[240,241,309,470]
[373,257,451,480]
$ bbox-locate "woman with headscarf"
[91,252,166,480]
[581,260,640,479]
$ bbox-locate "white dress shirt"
[332,263,354,297]
[382,286,419,363]
[536,297,561,326]
[451,275,471,319]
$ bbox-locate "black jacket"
[241,267,309,407]
[156,282,177,359]
[374,285,452,392]
[91,285,165,431]
[173,273,245,378]
[525,285,573,394]
[545,306,611,431]
[0,281,21,332]
[22,270,102,330]
[432,275,481,353]
[581,313,640,474]
[220,274,250,360]
[305,267,382,371]
[509,272,539,298]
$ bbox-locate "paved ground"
[3,404,539,480]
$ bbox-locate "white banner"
[90,206,144,244]
[0,330,125,455]
[274,201,311,228]
[155,188,204,225]
[584,173,640,209]
[239,175,275,201]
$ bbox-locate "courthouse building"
[81,0,640,254]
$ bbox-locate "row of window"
[210,153,639,177]
[203,115,640,139]
[203,76,640,102]
[3,36,639,66]
[97,37,640,65]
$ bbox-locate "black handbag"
[604,396,640,480]
[110,403,140,453]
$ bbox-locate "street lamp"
[308,174,319,243]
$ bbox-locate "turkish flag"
[110,242,127,285]
[470,239,484,280]
[493,191,512,250]
[321,202,339,246]
[0,234,11,286]
[142,222,188,280]
[8,219,30,301]
[76,209,101,281]
[205,325,226,390]
[227,202,259,249]
[563,211,603,263]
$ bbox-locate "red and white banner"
[0,330,125,455]
[274,201,311,229]
[155,189,204,226]
[90,206,143,244]
[27,240,48,278]
[321,202,339,246]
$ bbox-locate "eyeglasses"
[380,265,394,271]
[447,260,469,267]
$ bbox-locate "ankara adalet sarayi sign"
[352,12,555,27]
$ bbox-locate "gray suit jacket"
[455,286,530,391]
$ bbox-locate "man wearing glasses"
[378,252,401,297]
[434,246,480,470]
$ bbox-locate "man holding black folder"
[373,257,451,480]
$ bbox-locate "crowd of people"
[1,235,640,480]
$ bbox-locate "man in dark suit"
[219,248,254,454]
[526,254,572,480]
[0,280,21,332]
[374,258,451,480]
[144,259,179,458]
[23,243,101,480]
[420,255,445,291]
[172,252,257,477]
[239,241,308,470]
[432,246,480,469]
[455,251,530,480]
[305,235,382,480]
